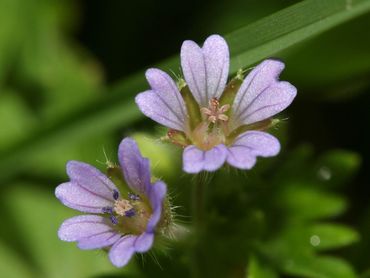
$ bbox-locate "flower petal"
[231,59,296,128]
[118,138,151,195]
[58,215,115,246]
[77,231,121,250]
[226,131,280,169]
[66,161,117,200]
[183,144,227,173]
[181,35,229,107]
[147,180,167,232]
[109,235,137,268]
[136,69,187,131]
[55,182,114,213]
[134,232,154,253]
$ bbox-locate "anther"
[128,193,140,201]
[102,206,113,214]
[114,199,134,216]
[200,97,230,124]
[125,208,136,218]
[112,189,119,200]
[110,215,119,225]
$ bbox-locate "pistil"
[200,98,230,124]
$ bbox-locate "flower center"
[166,77,275,151]
[114,199,134,216]
[102,190,151,235]
[200,98,230,124]
[188,98,231,150]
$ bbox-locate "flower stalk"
[191,172,210,278]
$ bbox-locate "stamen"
[114,199,134,216]
[113,189,119,200]
[102,206,113,214]
[201,97,230,124]
[110,215,119,225]
[128,193,140,201]
[125,208,136,217]
[210,98,219,110]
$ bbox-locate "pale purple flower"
[55,138,167,267]
[136,34,297,174]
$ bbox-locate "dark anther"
[113,189,119,200]
[125,208,136,218]
[102,206,113,214]
[110,215,119,225]
[128,193,140,201]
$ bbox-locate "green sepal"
[226,118,278,143]
[219,76,243,112]
[106,164,130,195]
[164,129,191,147]
[158,196,174,236]
[180,85,202,130]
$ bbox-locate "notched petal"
[136,68,187,131]
[77,232,121,250]
[134,232,154,253]
[66,161,117,201]
[109,235,137,268]
[58,215,114,242]
[181,35,229,107]
[147,180,167,232]
[231,59,296,129]
[118,138,151,195]
[226,131,280,169]
[183,144,227,173]
[55,182,114,213]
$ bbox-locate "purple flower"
[136,34,297,173]
[55,138,167,267]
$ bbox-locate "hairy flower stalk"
[55,138,173,267]
[136,35,297,173]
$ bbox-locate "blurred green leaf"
[132,132,181,179]
[284,256,356,278]
[0,241,34,278]
[29,135,116,178]
[314,150,361,188]
[2,0,370,183]
[309,224,360,251]
[280,184,347,219]
[260,223,358,277]
[0,91,36,151]
[248,255,278,278]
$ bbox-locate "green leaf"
[309,224,360,251]
[1,0,370,183]
[0,91,36,151]
[0,241,34,278]
[248,255,278,278]
[283,256,357,278]
[131,133,181,179]
[280,184,347,219]
[315,150,361,188]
